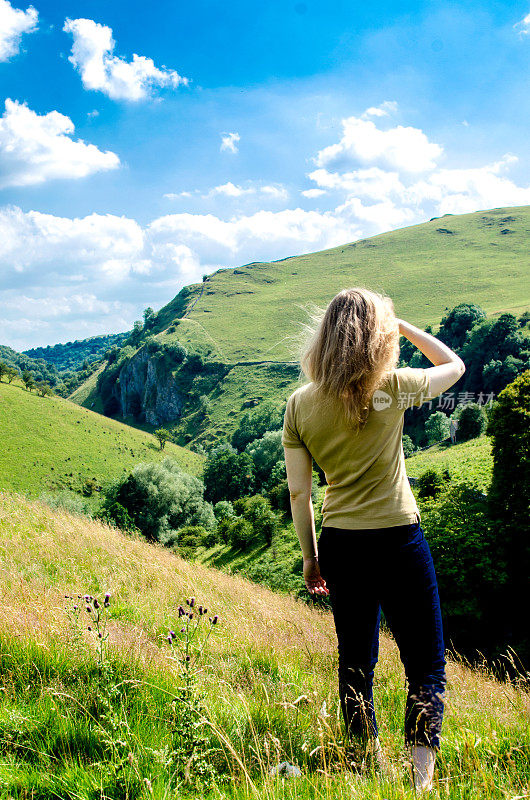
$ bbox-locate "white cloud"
[63,17,189,101]
[404,154,530,214]
[361,100,398,119]
[220,132,240,153]
[164,181,288,201]
[0,0,37,61]
[514,12,530,35]
[301,188,326,198]
[308,166,405,201]
[0,203,360,349]
[0,98,120,188]
[314,113,443,173]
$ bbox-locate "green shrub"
[416,468,447,499]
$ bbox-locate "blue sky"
[1,0,530,350]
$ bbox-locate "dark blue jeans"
[317,519,447,751]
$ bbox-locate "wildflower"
[198,605,203,614]
[170,630,176,639]
[185,655,191,661]
[178,606,185,617]
[167,634,172,644]
[86,606,91,613]
[73,605,78,610]
[210,615,218,625]
[189,597,195,607]
[93,598,100,609]
[104,593,111,607]
[203,608,207,614]
[188,612,193,619]
[88,626,92,631]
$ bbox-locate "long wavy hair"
[296,287,400,433]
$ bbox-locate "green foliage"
[416,468,447,499]
[231,400,284,452]
[437,303,487,350]
[202,442,255,503]
[101,458,215,544]
[235,494,279,546]
[155,427,172,450]
[402,434,416,457]
[38,489,94,517]
[460,313,529,390]
[454,402,487,442]
[227,516,253,549]
[244,429,283,489]
[425,411,450,445]
[421,481,506,650]
[213,500,236,522]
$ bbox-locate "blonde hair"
[295,286,400,433]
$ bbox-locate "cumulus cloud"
[0,98,120,188]
[314,113,443,173]
[63,17,189,101]
[0,203,360,350]
[220,132,240,153]
[0,0,37,61]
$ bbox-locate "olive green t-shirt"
[281,367,433,530]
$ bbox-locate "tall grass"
[0,490,529,798]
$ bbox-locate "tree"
[5,366,18,383]
[238,494,279,546]
[202,442,255,504]
[486,370,530,667]
[0,361,7,381]
[101,457,216,543]
[35,381,53,397]
[453,403,487,442]
[155,428,171,450]
[437,303,487,351]
[425,411,450,445]
[402,434,415,457]
[22,369,35,391]
[244,430,283,489]
[143,307,156,329]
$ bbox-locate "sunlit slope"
[0,489,528,798]
[155,205,530,362]
[405,434,493,490]
[0,381,204,497]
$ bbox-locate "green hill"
[405,434,493,490]
[0,379,204,499]
[0,488,528,797]
[149,204,530,362]
[70,205,530,450]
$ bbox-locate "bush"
[101,458,215,543]
[38,490,93,517]
[416,468,447,499]
[236,494,279,546]
[227,517,253,550]
[213,500,236,522]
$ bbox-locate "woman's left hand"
[303,557,329,596]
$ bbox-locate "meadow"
[0,380,204,499]
[0,489,528,799]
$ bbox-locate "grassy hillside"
[150,205,530,363]
[0,379,204,498]
[0,489,528,798]
[405,434,493,490]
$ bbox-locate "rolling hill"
[0,379,204,499]
[69,205,530,450]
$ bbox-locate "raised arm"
[397,318,466,397]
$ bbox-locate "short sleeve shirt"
[281,367,433,529]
